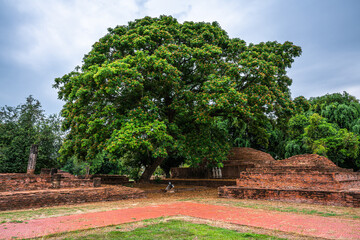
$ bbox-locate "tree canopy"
[54,15,301,181]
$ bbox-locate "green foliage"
[285,112,360,169]
[310,91,360,130]
[293,96,310,113]
[61,156,90,176]
[54,15,301,180]
[282,92,360,170]
[288,114,309,139]
[0,96,63,173]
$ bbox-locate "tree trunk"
[139,157,164,182]
[27,144,38,174]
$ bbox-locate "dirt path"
[1,202,359,240]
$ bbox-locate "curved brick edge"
[218,186,360,207]
[1,202,360,240]
[0,186,145,211]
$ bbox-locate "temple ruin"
[0,169,144,211]
[171,147,275,179]
[219,148,360,207]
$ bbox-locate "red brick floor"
[1,202,359,239]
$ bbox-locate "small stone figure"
[165,182,175,193]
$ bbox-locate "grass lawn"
[52,220,285,240]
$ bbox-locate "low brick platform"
[91,174,132,185]
[219,186,360,207]
[154,178,236,187]
[0,186,145,211]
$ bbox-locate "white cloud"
[143,0,274,42]
[289,50,360,99]
[9,0,277,74]
[10,0,140,72]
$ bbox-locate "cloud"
[289,50,360,99]
[6,0,276,74]
[140,0,275,42]
[8,0,141,72]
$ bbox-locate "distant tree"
[285,113,360,170]
[293,96,311,114]
[54,15,301,181]
[0,96,63,173]
[310,92,360,130]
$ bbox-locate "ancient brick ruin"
[0,169,99,192]
[219,148,360,207]
[0,169,145,211]
[171,148,275,179]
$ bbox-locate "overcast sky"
[0,0,359,115]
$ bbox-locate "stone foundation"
[0,186,145,211]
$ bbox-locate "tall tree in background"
[54,16,301,181]
[0,96,63,173]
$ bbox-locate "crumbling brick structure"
[0,169,144,211]
[171,147,274,179]
[0,185,145,211]
[0,169,97,192]
[219,151,360,207]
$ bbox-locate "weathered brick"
[218,149,360,207]
[0,186,145,211]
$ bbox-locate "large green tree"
[0,96,63,173]
[54,16,301,181]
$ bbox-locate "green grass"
[9,220,23,223]
[176,198,199,201]
[60,220,285,240]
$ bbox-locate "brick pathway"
[1,202,359,239]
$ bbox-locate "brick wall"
[0,186,146,211]
[236,172,360,191]
[0,174,51,192]
[0,173,97,192]
[218,186,360,207]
